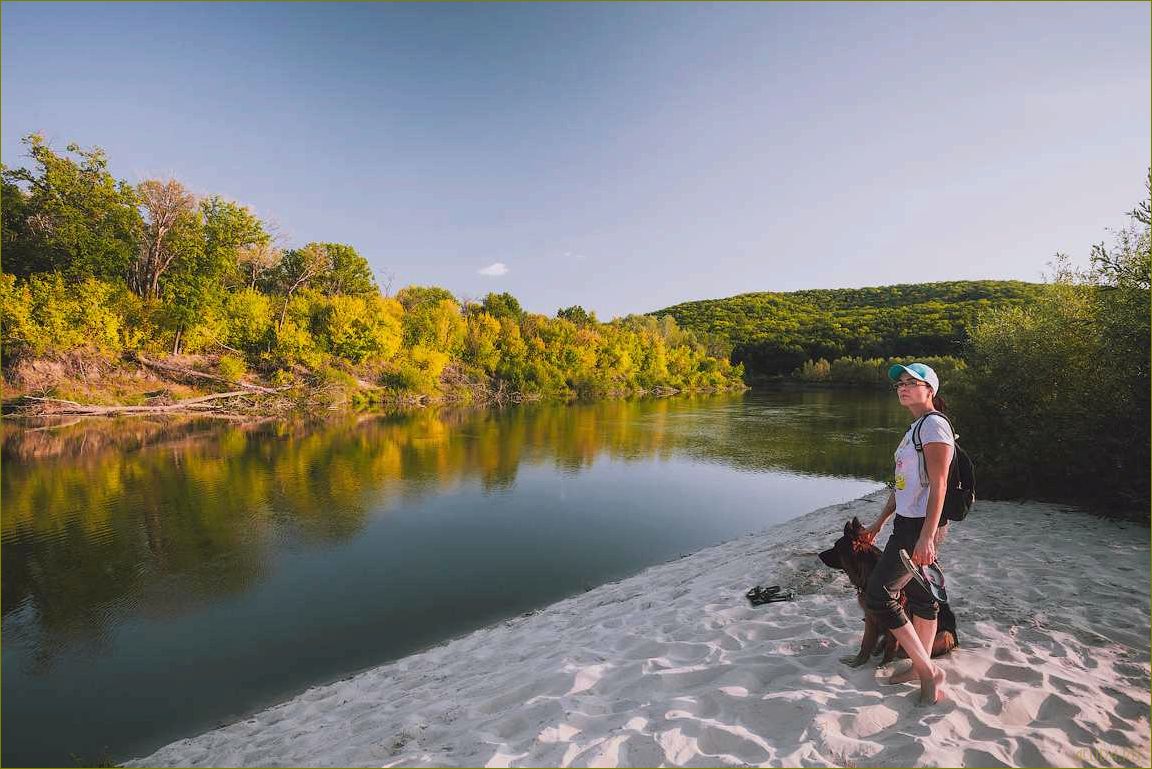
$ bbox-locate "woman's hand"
[862,520,883,544]
[912,534,937,566]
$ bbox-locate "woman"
[862,362,953,706]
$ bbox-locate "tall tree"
[0,134,140,280]
[132,178,198,300]
[156,213,210,354]
[200,196,270,289]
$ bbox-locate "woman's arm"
[864,492,897,542]
[913,441,953,565]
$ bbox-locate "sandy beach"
[126,490,1150,768]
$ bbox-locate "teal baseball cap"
[888,362,940,393]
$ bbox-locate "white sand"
[127,490,1151,768]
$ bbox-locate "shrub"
[217,354,247,383]
[952,178,1150,516]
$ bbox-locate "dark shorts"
[864,514,944,630]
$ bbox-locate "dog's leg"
[881,630,899,665]
[841,618,877,667]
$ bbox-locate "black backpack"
[911,411,976,522]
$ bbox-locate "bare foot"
[917,667,947,706]
[882,661,916,684]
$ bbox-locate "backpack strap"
[911,411,958,488]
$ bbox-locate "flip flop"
[747,587,793,606]
[898,549,948,603]
[745,585,781,601]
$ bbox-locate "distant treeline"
[792,355,966,387]
[653,280,1047,378]
[0,135,743,401]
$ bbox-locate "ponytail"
[931,393,949,415]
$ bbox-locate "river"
[1,388,909,766]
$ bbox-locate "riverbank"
[125,490,1150,768]
[1,351,747,419]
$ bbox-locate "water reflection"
[2,393,904,658]
[1,390,905,766]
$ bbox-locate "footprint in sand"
[986,662,1045,686]
[1102,685,1152,720]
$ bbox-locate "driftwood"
[16,388,293,417]
[131,354,280,394]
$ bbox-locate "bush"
[223,289,275,355]
[310,294,403,364]
[952,179,1150,516]
[217,354,247,383]
[0,273,132,361]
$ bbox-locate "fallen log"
[15,387,293,417]
[131,353,281,394]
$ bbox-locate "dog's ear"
[843,519,855,537]
[818,546,842,569]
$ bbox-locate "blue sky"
[3,1,1149,318]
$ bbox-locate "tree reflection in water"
[1,390,902,668]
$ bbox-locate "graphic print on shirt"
[894,432,910,491]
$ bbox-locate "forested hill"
[651,280,1046,376]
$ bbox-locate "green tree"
[557,305,597,326]
[395,285,457,312]
[315,243,377,296]
[200,196,270,289]
[402,297,465,354]
[482,292,523,320]
[1,134,140,280]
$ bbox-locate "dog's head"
[818,517,882,590]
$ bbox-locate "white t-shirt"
[893,413,955,519]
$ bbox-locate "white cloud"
[478,262,508,277]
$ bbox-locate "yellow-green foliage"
[269,317,322,369]
[174,303,229,355]
[0,137,743,399]
[310,294,403,364]
[223,289,274,354]
[464,311,502,372]
[0,273,134,360]
[402,297,466,354]
[217,354,247,383]
[1,269,746,399]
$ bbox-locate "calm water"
[1,389,907,766]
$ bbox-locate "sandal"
[898,549,948,603]
[746,586,793,606]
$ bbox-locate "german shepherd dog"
[818,517,958,666]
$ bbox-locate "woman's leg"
[889,622,945,705]
[888,615,938,683]
[865,517,946,703]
